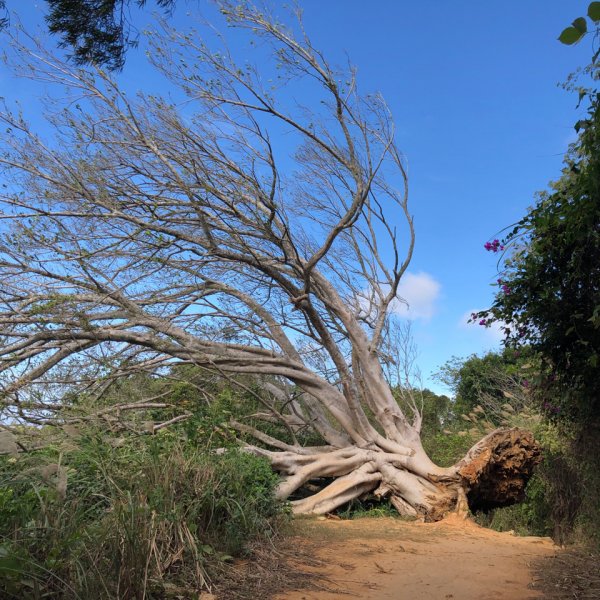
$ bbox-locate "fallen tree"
[0,1,540,519]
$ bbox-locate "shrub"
[421,431,474,468]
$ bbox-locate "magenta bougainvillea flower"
[484,239,505,253]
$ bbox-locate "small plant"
[338,497,400,520]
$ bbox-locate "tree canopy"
[437,350,532,421]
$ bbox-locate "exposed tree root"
[290,463,382,514]
[456,427,542,512]
[248,427,541,522]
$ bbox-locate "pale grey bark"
[0,2,537,519]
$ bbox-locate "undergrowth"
[474,422,600,548]
[0,429,283,599]
[338,497,400,520]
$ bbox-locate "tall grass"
[0,430,282,599]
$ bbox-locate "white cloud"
[391,272,441,321]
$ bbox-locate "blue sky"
[1,1,592,394]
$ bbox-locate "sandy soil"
[274,516,557,600]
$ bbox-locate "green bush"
[474,473,553,537]
[0,430,282,599]
[422,431,474,468]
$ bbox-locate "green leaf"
[0,555,25,574]
[588,2,600,22]
[572,17,588,34]
[217,552,234,562]
[558,26,584,44]
[200,544,214,555]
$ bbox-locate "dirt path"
[274,516,556,600]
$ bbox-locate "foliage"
[419,351,536,468]
[571,426,600,547]
[469,408,564,537]
[338,497,400,520]
[421,431,473,468]
[474,473,553,537]
[476,424,600,548]
[419,388,452,434]
[558,2,600,53]
[435,351,566,539]
[436,349,533,420]
[0,428,282,599]
[0,1,180,70]
[468,7,600,547]
[416,387,472,467]
[447,360,600,547]
[433,349,600,546]
[475,82,600,420]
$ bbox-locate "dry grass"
[531,548,600,599]
[213,532,337,600]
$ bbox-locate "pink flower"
[484,239,503,253]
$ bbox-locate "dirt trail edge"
[274,516,556,600]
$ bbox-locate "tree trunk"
[0,4,541,527]
[250,427,541,521]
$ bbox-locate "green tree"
[437,350,532,421]
[473,7,600,546]
[477,100,600,420]
[420,388,452,434]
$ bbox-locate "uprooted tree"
[0,2,540,520]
